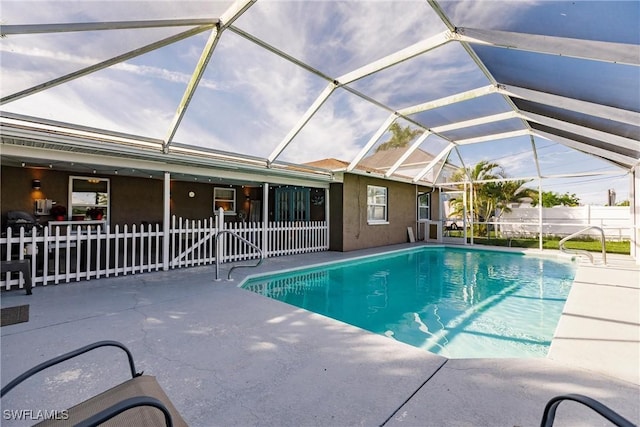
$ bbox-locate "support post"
[632,167,639,264]
[467,181,472,245]
[162,172,170,271]
[262,183,269,258]
[325,187,330,248]
[539,179,543,251]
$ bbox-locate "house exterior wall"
[335,174,431,252]
[2,166,73,222]
[329,182,344,251]
[1,166,169,226]
[170,181,217,222]
[1,166,329,228]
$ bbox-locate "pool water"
[242,247,576,358]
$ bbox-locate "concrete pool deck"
[1,243,638,426]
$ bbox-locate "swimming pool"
[241,247,577,358]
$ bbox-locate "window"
[214,188,236,214]
[417,192,430,221]
[70,176,109,220]
[367,185,387,223]
[275,187,310,221]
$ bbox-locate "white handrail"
[558,226,607,265]
[214,230,263,281]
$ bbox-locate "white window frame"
[367,185,388,224]
[417,192,431,222]
[214,187,236,214]
[69,176,110,221]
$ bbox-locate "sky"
[1,0,637,205]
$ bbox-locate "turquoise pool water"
[242,247,577,358]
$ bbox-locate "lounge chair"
[541,394,635,427]
[1,340,188,426]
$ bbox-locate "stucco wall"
[329,183,344,251]
[2,166,78,222]
[170,181,217,222]
[336,174,431,252]
[1,167,321,228]
[1,166,166,226]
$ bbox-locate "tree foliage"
[448,161,533,236]
[375,123,422,152]
[530,191,580,207]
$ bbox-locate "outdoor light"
[32,179,41,190]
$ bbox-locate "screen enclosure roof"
[1,0,638,201]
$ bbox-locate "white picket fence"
[1,216,328,292]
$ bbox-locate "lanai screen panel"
[475,46,639,113]
[344,41,494,175]
[513,99,640,142]
[232,1,442,77]
[173,29,331,158]
[0,27,195,98]
[409,93,512,129]
[1,0,229,137]
[347,42,485,112]
[398,133,455,184]
[279,87,391,164]
[536,141,623,177]
[440,0,639,42]
[455,137,540,180]
[3,32,211,138]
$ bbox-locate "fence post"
[215,208,224,281]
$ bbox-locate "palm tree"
[375,123,422,152]
[448,161,532,237]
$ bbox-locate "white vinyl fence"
[499,206,632,241]
[1,216,328,293]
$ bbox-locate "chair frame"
[1,340,176,427]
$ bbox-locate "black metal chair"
[540,393,636,427]
[1,341,188,427]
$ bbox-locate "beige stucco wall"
[333,173,432,252]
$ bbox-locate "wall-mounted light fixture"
[32,179,41,190]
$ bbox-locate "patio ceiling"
[1,1,638,197]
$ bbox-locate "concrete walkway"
[1,244,638,426]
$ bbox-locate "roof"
[304,157,385,175]
[0,0,638,203]
[359,147,436,171]
[304,158,350,171]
